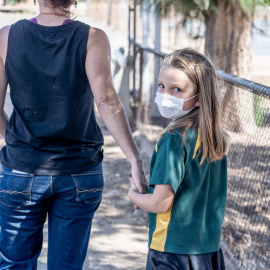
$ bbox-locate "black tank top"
[1,19,104,175]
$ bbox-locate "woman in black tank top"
[0,0,147,269]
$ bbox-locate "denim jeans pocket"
[0,169,33,209]
[71,169,104,205]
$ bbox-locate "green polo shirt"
[148,128,227,254]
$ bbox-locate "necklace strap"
[40,12,69,18]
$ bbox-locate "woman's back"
[1,19,103,175]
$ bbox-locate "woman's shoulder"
[87,27,111,58]
[0,20,23,37]
[88,27,108,44]
[2,19,28,31]
[0,25,11,63]
[0,25,11,37]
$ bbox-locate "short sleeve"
[149,132,185,194]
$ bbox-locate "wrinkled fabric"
[146,248,226,270]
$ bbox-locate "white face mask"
[154,92,198,119]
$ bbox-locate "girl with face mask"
[128,48,231,270]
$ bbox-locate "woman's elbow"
[97,96,122,114]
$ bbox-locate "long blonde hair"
[160,48,230,163]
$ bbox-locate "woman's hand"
[128,177,140,210]
[129,177,138,193]
[131,160,148,194]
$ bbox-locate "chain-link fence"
[216,71,270,270]
[129,38,270,269]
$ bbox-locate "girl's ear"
[194,98,200,107]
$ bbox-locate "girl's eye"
[158,84,165,89]
[172,87,181,92]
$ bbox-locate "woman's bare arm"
[0,26,10,138]
[85,28,148,193]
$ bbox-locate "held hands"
[129,177,139,193]
[130,160,148,194]
[128,177,140,210]
[129,160,148,210]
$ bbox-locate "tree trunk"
[204,11,217,59]
[204,1,256,133]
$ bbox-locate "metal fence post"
[132,1,137,96]
[150,3,162,118]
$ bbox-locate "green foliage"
[237,0,255,12]
[236,0,270,16]
[137,0,270,16]
[138,0,213,16]
[6,0,20,4]
[235,0,270,12]
[254,95,266,127]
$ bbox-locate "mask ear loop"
[182,93,200,113]
[184,93,199,101]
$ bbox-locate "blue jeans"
[0,163,103,270]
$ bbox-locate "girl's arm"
[85,28,148,194]
[128,178,174,213]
